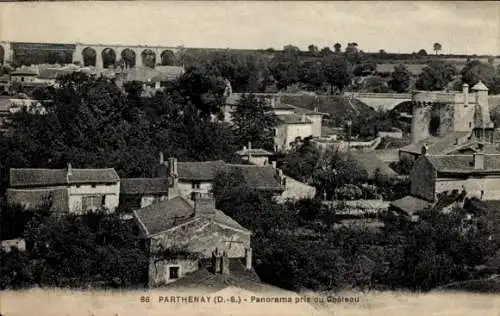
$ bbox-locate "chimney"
[159,152,164,164]
[66,163,72,177]
[168,157,178,177]
[193,192,216,217]
[248,141,252,150]
[221,251,230,275]
[421,144,429,156]
[271,161,277,168]
[314,106,319,113]
[473,153,484,170]
[211,248,222,274]
[462,83,469,106]
[245,247,253,270]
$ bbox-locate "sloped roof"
[390,195,433,215]
[6,187,68,212]
[133,195,249,236]
[227,164,284,191]
[120,178,169,194]
[10,168,119,187]
[426,154,500,175]
[399,131,472,155]
[276,113,312,124]
[349,152,398,179]
[472,81,489,91]
[124,66,184,83]
[134,196,195,235]
[177,160,227,181]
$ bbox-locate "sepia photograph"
[0,1,499,315]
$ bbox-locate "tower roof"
[472,81,488,91]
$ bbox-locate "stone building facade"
[133,193,252,287]
[7,164,120,213]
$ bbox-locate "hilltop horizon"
[0,1,498,56]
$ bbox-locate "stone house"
[390,152,500,219]
[7,164,120,213]
[153,155,227,199]
[133,193,253,287]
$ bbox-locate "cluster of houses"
[2,76,500,288]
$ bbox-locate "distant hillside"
[280,95,375,125]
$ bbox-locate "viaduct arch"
[72,43,181,69]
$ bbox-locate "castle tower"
[411,101,433,144]
[472,81,491,129]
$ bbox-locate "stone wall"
[148,258,198,287]
[435,176,500,200]
[411,104,432,144]
[410,157,437,202]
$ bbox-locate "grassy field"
[1,288,499,316]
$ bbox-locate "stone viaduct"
[0,41,183,68]
[343,92,413,111]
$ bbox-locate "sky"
[0,1,499,55]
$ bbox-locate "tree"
[433,43,442,55]
[388,64,411,93]
[268,45,301,90]
[345,43,360,63]
[416,61,457,91]
[307,45,319,55]
[333,43,342,53]
[460,60,500,94]
[322,55,353,94]
[298,61,326,91]
[417,49,428,56]
[282,136,322,184]
[320,47,332,56]
[231,93,278,150]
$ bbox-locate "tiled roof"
[123,66,184,83]
[11,67,39,76]
[38,68,72,80]
[235,148,274,156]
[276,113,312,124]
[6,187,68,212]
[399,131,472,155]
[227,164,284,191]
[390,195,433,215]
[472,81,489,91]
[133,196,249,236]
[426,154,500,174]
[120,178,169,194]
[9,168,119,187]
[134,196,194,235]
[177,160,227,181]
[349,152,399,179]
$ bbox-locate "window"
[192,181,201,189]
[91,184,97,188]
[273,129,277,137]
[169,266,179,280]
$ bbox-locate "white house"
[7,164,120,214]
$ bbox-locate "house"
[10,67,39,83]
[223,91,327,151]
[132,192,252,287]
[348,151,399,180]
[390,152,500,219]
[7,164,120,213]
[235,142,274,167]
[120,177,172,209]
[153,155,227,199]
[234,145,316,202]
